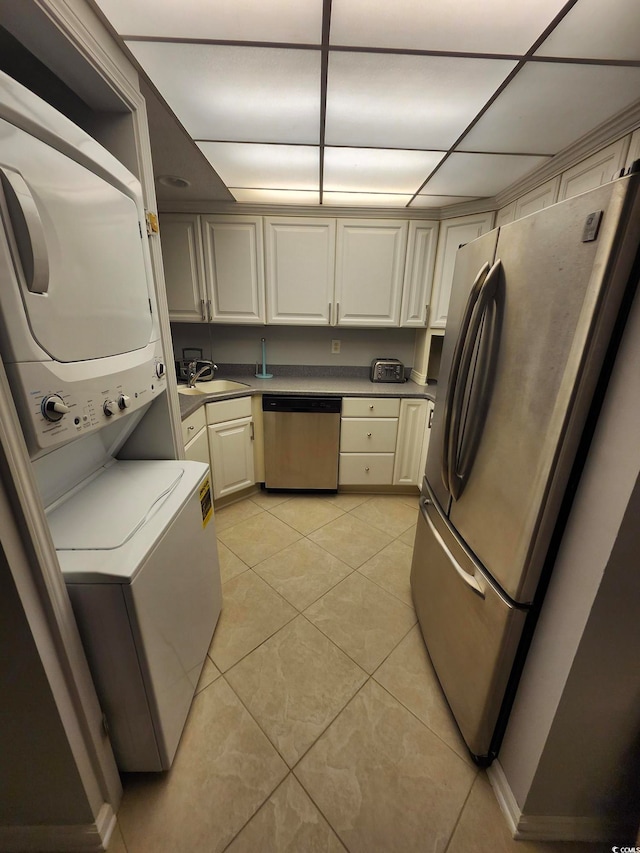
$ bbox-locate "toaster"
[370,358,406,383]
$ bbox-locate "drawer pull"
[367,432,372,437]
[188,425,195,432]
[365,466,370,472]
[369,404,374,409]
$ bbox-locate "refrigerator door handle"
[441,262,490,492]
[0,167,50,294]
[419,496,485,598]
[448,259,502,501]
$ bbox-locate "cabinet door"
[160,214,206,322]
[558,138,628,201]
[265,217,335,325]
[430,212,494,329]
[202,216,265,324]
[208,417,255,499]
[184,426,210,467]
[393,398,428,487]
[335,220,408,326]
[513,177,559,220]
[401,221,438,327]
[625,128,640,171]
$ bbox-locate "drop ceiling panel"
[198,142,319,189]
[324,147,445,194]
[322,192,414,207]
[231,189,320,204]
[423,153,550,197]
[127,43,321,143]
[535,0,640,60]
[329,0,569,53]
[94,0,323,42]
[461,62,640,155]
[325,52,517,149]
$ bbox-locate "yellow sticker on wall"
[200,477,213,528]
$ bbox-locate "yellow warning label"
[200,477,213,528]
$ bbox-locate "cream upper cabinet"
[496,179,560,228]
[161,214,207,322]
[400,221,438,327]
[429,211,494,329]
[625,129,640,171]
[558,139,629,201]
[201,215,265,324]
[335,219,408,326]
[264,217,335,325]
[514,177,559,219]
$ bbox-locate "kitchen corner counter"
[177,373,436,420]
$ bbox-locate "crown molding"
[493,97,640,210]
[157,199,451,219]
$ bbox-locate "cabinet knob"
[365,466,370,472]
[367,432,372,437]
[188,425,195,431]
[369,404,374,410]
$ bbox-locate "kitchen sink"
[178,380,250,396]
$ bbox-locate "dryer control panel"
[6,344,166,457]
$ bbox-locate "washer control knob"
[155,362,165,378]
[41,395,69,422]
[103,399,119,417]
[118,394,131,410]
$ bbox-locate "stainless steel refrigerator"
[410,171,640,764]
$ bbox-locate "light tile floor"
[109,492,603,853]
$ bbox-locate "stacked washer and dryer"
[0,70,221,772]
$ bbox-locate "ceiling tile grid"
[94,0,640,208]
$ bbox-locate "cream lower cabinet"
[206,397,255,499]
[182,407,209,464]
[339,397,400,486]
[393,398,431,487]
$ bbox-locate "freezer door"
[448,177,640,603]
[410,492,527,759]
[426,230,499,512]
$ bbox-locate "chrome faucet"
[187,360,217,388]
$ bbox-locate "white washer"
[48,460,222,772]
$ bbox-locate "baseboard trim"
[0,803,116,852]
[488,762,631,843]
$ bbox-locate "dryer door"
[0,116,153,363]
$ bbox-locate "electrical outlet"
[331,339,341,354]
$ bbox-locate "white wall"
[170,322,417,370]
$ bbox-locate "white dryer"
[0,68,165,457]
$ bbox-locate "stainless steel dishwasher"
[262,396,341,490]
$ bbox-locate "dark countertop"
[178,372,436,420]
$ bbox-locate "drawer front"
[340,417,398,453]
[206,396,252,425]
[181,406,206,446]
[342,397,400,418]
[339,453,395,485]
